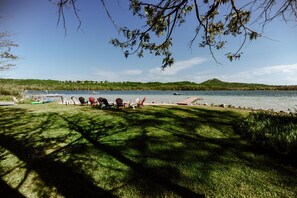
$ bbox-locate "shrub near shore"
[239,111,297,158]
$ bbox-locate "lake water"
[27,90,297,112]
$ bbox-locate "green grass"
[0,104,296,197]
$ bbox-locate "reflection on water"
[27,90,297,112]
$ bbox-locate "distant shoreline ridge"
[1,78,297,91]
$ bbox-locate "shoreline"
[26,91,297,113]
[56,99,295,114]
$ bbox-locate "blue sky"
[2,0,297,85]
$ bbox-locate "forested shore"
[1,78,297,94]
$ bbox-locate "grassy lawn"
[0,104,296,197]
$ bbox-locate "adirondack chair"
[88,97,97,106]
[131,97,146,108]
[97,97,111,108]
[79,97,88,105]
[137,97,146,108]
[115,98,124,109]
[71,96,80,105]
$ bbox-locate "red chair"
[89,97,97,106]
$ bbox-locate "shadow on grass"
[59,113,202,197]
[0,177,26,198]
[105,106,297,191]
[0,108,117,198]
[0,105,296,197]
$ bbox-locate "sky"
[1,0,297,85]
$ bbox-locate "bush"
[238,111,297,155]
[0,84,23,97]
[0,95,13,101]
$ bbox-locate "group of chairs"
[66,96,146,109]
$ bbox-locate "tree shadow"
[59,113,203,197]
[0,107,117,198]
[0,177,26,198]
[104,106,297,193]
[1,105,296,197]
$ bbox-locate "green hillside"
[199,78,275,90]
[1,78,297,96]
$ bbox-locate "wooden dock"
[39,94,63,98]
[177,97,201,105]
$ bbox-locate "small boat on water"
[173,92,183,95]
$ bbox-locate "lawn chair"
[115,98,124,109]
[61,96,71,105]
[102,98,111,108]
[79,97,88,105]
[137,97,146,108]
[89,97,97,106]
[97,97,103,108]
[97,97,111,108]
[71,96,80,105]
[130,97,146,109]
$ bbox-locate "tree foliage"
[0,31,18,71]
[54,0,297,68]
[0,2,19,71]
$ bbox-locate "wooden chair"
[78,97,88,105]
[115,98,124,109]
[88,97,97,106]
[97,97,111,108]
[71,96,80,105]
[137,97,146,108]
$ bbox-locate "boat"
[173,92,183,95]
[31,101,43,104]
[31,99,55,104]
[43,99,55,103]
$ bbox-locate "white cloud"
[123,70,143,75]
[229,64,297,84]
[149,57,206,76]
[256,64,297,75]
[193,63,297,85]
[93,70,119,81]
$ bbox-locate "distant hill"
[199,78,271,90]
[200,78,224,85]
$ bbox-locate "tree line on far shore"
[1,78,297,96]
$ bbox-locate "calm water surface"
[27,90,297,112]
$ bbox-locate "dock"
[39,94,63,98]
[177,97,201,105]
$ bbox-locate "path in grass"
[0,104,296,197]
